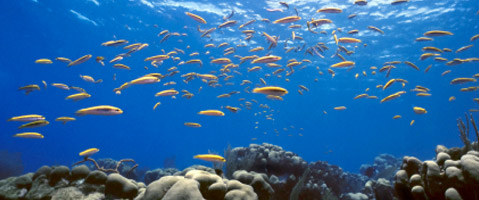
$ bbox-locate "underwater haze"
[1,0,478,174]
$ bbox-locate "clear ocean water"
[1,0,478,174]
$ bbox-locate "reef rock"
[225,143,307,199]
[359,154,401,181]
[144,168,179,185]
[299,161,368,198]
[0,173,32,200]
[105,173,139,199]
[138,169,258,200]
[232,170,274,200]
[225,143,308,178]
[0,165,129,200]
[394,145,479,199]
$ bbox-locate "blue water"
[1,0,478,174]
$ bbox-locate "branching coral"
[73,158,138,176]
[457,113,479,151]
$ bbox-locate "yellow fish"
[198,110,225,116]
[193,154,226,162]
[66,93,91,101]
[55,117,76,125]
[75,105,123,116]
[79,148,99,157]
[8,114,45,122]
[18,120,49,129]
[413,107,427,114]
[13,132,44,139]
[184,122,201,128]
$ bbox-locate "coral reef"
[8,141,479,200]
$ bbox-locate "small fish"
[153,102,161,110]
[75,105,123,116]
[155,89,179,97]
[273,16,301,24]
[80,75,102,83]
[55,57,72,63]
[18,84,40,95]
[423,30,453,37]
[225,106,240,113]
[113,63,131,70]
[193,154,226,162]
[66,93,91,101]
[252,55,281,63]
[68,54,92,67]
[413,107,427,114]
[35,59,53,64]
[198,110,225,116]
[79,148,99,157]
[55,117,76,124]
[8,114,45,122]
[185,12,207,24]
[450,78,476,85]
[223,10,234,21]
[13,132,44,139]
[334,106,346,110]
[331,61,355,68]
[184,122,201,128]
[279,1,289,9]
[253,86,288,96]
[316,7,342,13]
[51,83,69,90]
[391,0,409,5]
[218,20,237,28]
[101,39,128,47]
[18,120,49,129]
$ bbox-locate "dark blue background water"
[1,0,478,174]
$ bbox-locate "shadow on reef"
[0,150,23,180]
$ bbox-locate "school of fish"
[8,0,479,159]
